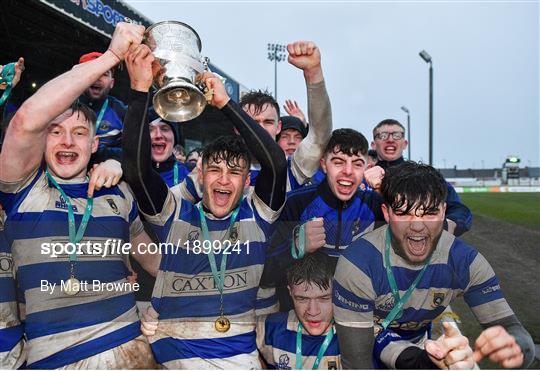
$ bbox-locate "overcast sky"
[125,0,539,169]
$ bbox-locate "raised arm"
[289,41,332,183]
[121,45,169,215]
[0,23,144,182]
[202,73,287,211]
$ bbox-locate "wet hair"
[202,136,251,170]
[286,251,335,291]
[381,161,448,215]
[372,119,406,139]
[239,90,280,118]
[323,128,368,157]
[69,100,97,135]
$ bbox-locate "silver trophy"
[144,21,208,122]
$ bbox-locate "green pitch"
[459,192,540,231]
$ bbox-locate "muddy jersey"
[257,310,341,370]
[333,225,513,368]
[0,167,146,369]
[145,187,279,369]
[0,229,25,369]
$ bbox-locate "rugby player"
[0,22,159,368]
[264,128,385,311]
[333,161,534,369]
[122,44,287,368]
[257,252,340,369]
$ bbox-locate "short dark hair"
[381,161,448,215]
[173,144,185,156]
[372,119,406,139]
[187,147,202,158]
[202,136,251,170]
[286,251,335,291]
[70,100,97,134]
[239,90,280,118]
[324,128,368,157]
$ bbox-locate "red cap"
[79,52,103,64]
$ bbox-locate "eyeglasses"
[374,131,405,140]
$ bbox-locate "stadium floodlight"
[419,49,433,165]
[419,50,432,64]
[401,106,411,160]
[267,43,287,100]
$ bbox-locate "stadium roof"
[1,0,244,145]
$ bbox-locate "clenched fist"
[303,217,326,254]
[287,41,323,84]
[108,22,146,62]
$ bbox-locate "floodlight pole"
[401,106,411,160]
[419,50,433,166]
[267,43,287,101]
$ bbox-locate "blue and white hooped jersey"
[144,188,280,369]
[333,225,514,368]
[0,230,25,369]
[257,310,341,370]
[0,167,145,369]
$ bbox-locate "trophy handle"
[195,57,211,92]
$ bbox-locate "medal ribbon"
[381,227,430,330]
[0,63,16,106]
[291,224,306,259]
[46,169,93,262]
[296,321,335,370]
[173,161,179,185]
[291,217,317,260]
[197,202,241,297]
[95,98,109,133]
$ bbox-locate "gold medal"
[215,316,230,332]
[64,277,80,296]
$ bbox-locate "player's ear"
[381,203,390,224]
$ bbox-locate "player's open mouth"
[152,143,167,155]
[89,85,102,95]
[384,145,397,154]
[56,151,78,164]
[336,179,354,194]
[213,189,232,207]
[407,235,428,255]
[306,320,322,328]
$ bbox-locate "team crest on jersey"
[351,220,361,236]
[0,253,14,275]
[99,120,110,132]
[432,292,445,307]
[55,195,78,212]
[277,354,291,369]
[187,230,199,245]
[106,198,120,215]
[229,223,239,243]
[377,294,395,312]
